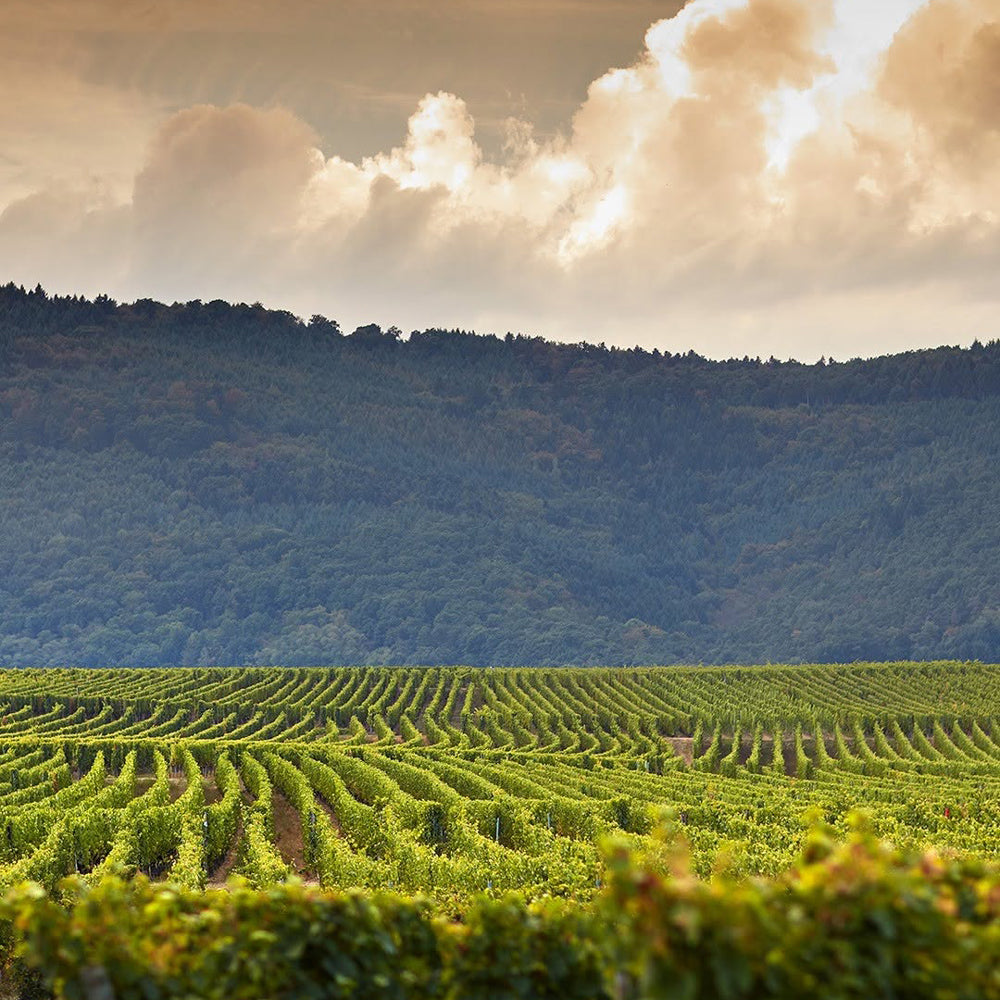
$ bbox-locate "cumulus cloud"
[1,0,998,358]
[130,105,321,297]
[880,0,1000,186]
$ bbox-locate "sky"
[1,0,998,360]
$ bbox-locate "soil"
[132,770,188,801]
[668,736,694,766]
[271,789,309,876]
[202,773,222,805]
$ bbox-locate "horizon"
[2,279,994,366]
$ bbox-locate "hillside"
[0,283,998,666]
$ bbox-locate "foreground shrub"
[603,814,1000,999]
[3,879,443,1000]
[1,818,998,999]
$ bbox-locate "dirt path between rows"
[272,789,309,876]
[668,737,694,766]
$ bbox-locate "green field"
[0,662,998,899]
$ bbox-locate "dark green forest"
[0,282,997,666]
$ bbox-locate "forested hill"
[1,283,998,667]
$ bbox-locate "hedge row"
[1,817,998,999]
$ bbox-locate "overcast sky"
[1,0,998,359]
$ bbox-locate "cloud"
[130,104,320,297]
[1,0,998,359]
[0,186,129,291]
[0,31,161,208]
[880,0,1000,185]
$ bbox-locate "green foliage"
[443,897,609,1000]
[1,285,1000,666]
[1,827,999,999]
[3,878,444,1000]
[1,665,1000,900]
[604,818,1000,999]
[0,664,999,996]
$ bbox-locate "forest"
[0,282,998,667]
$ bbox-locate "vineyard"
[0,662,997,902]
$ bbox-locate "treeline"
[3,822,999,999]
[3,283,1000,407]
[0,283,998,666]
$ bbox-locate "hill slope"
[1,283,998,665]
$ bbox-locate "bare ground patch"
[668,736,694,766]
[202,772,222,805]
[271,789,309,876]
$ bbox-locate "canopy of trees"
[0,283,997,666]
